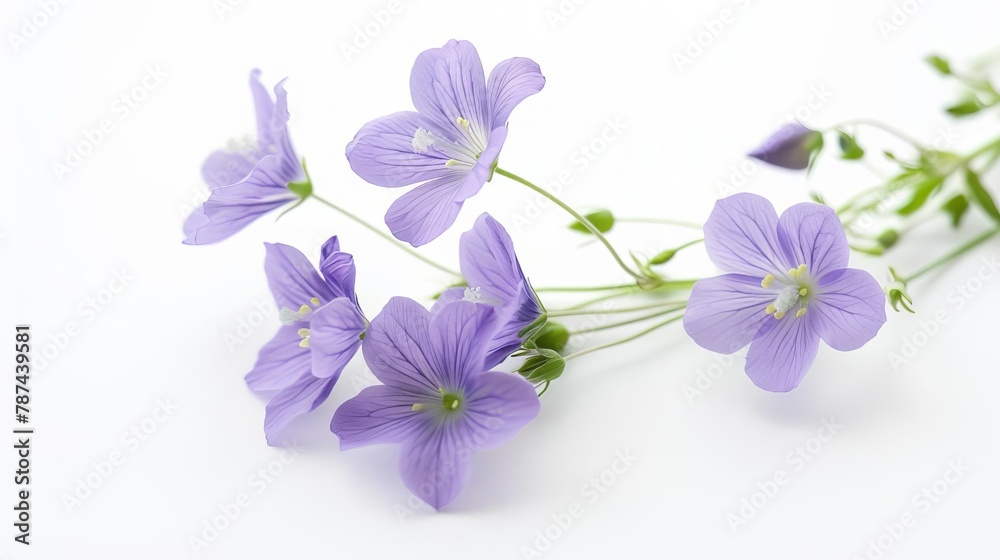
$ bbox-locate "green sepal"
[837,131,865,160]
[518,313,548,340]
[885,267,915,313]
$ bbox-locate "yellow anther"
[298,304,311,315]
[445,159,458,167]
[797,264,808,275]
[456,117,470,130]
[765,303,776,315]
[773,310,786,320]
[411,403,425,412]
[761,274,775,288]
[310,297,320,306]
[298,339,310,348]
[297,328,310,338]
[799,288,808,297]
[795,308,807,318]
[788,268,799,278]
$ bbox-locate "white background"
[3,1,1000,559]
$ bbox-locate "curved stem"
[536,283,637,293]
[568,305,687,334]
[617,217,704,231]
[564,314,685,361]
[902,228,1000,283]
[310,193,461,277]
[549,300,687,318]
[495,167,644,280]
[827,119,924,150]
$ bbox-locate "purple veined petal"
[410,40,490,152]
[811,268,887,351]
[201,149,259,189]
[183,155,298,245]
[703,193,789,277]
[266,77,303,182]
[487,57,545,126]
[460,213,524,302]
[318,250,358,302]
[346,111,455,188]
[461,371,540,451]
[683,274,774,354]
[263,240,336,312]
[745,314,821,392]
[245,326,311,392]
[426,300,500,390]
[309,298,366,380]
[320,236,341,260]
[748,123,820,170]
[249,69,275,148]
[330,385,431,450]
[460,126,507,199]
[398,424,473,510]
[362,297,443,395]
[263,372,336,446]
[777,203,850,279]
[429,287,466,317]
[384,173,469,247]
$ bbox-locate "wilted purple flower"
[683,193,886,392]
[183,69,306,245]
[748,123,822,170]
[434,213,543,367]
[246,236,367,444]
[331,297,540,509]
[346,40,545,246]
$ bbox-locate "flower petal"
[426,300,500,390]
[745,315,821,392]
[245,326,311,392]
[362,297,442,395]
[263,240,335,312]
[487,57,545,126]
[398,425,473,510]
[263,372,336,445]
[811,268,887,351]
[410,40,490,149]
[683,274,774,354]
[317,239,358,302]
[201,149,259,189]
[777,203,850,278]
[462,371,540,451]
[249,70,301,183]
[748,123,819,170]
[330,385,430,450]
[346,111,454,188]
[309,298,366,380]
[461,213,526,302]
[384,173,469,247]
[703,193,787,277]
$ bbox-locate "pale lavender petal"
[248,70,301,183]
[409,40,490,149]
[777,203,850,278]
[460,213,526,302]
[201,149,259,189]
[320,235,341,259]
[398,425,473,509]
[683,274,774,354]
[249,69,276,146]
[245,326,310,392]
[426,300,499,390]
[461,371,540,451]
[430,288,466,316]
[384,174,469,247]
[346,111,454,188]
[745,316,821,392]
[811,268,887,351]
[748,123,820,170]
[263,372,336,446]
[318,247,358,302]
[703,193,788,277]
[362,297,443,395]
[331,385,430,450]
[487,57,545,126]
[263,240,335,312]
[309,298,366,380]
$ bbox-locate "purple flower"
[748,123,822,170]
[434,213,543,367]
[345,40,545,246]
[683,193,886,392]
[246,236,367,445]
[183,69,306,245]
[331,297,540,509]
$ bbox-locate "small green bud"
[533,322,569,353]
[568,210,615,235]
[925,54,952,75]
[876,229,900,249]
[649,249,677,266]
[837,131,865,160]
[517,349,566,383]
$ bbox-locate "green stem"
[964,136,1000,163]
[549,300,687,318]
[828,119,924,150]
[902,228,1000,283]
[568,305,687,334]
[617,217,703,231]
[536,283,637,293]
[564,314,685,361]
[495,167,644,281]
[310,193,461,277]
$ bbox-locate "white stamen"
[463,287,483,302]
[412,128,436,153]
[772,285,800,315]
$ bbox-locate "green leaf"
[897,174,944,216]
[964,168,1000,224]
[648,249,677,266]
[837,131,865,160]
[941,194,970,228]
[568,210,615,234]
[946,98,983,117]
[925,54,952,75]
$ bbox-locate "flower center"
[442,392,461,411]
[279,297,322,346]
[762,264,812,320]
[410,123,483,170]
[410,388,464,415]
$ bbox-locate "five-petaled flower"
[345,39,545,246]
[183,69,307,245]
[247,236,367,444]
[683,193,887,392]
[331,297,540,509]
